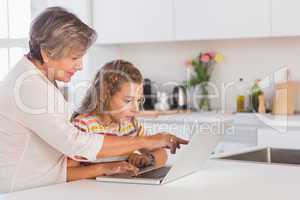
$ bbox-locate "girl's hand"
[150,133,189,154]
[101,161,139,176]
[128,151,154,168]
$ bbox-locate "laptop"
[96,130,223,185]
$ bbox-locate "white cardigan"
[0,56,103,193]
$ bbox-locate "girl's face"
[109,82,144,122]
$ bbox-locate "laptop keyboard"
[137,166,171,179]
[107,167,171,179]
[105,166,171,179]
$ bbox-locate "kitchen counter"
[1,159,299,200]
[255,113,300,128]
[139,111,234,124]
[138,112,235,141]
[138,111,300,152]
[139,111,300,127]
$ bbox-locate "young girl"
[67,60,168,181]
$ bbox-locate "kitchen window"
[0,0,31,80]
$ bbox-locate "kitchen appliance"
[154,92,170,111]
[143,78,156,110]
[170,85,187,110]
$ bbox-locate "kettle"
[170,85,187,110]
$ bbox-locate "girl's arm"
[150,148,168,168]
[128,148,168,169]
[67,161,139,182]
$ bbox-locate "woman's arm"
[97,136,149,158]
[17,79,187,163]
[97,134,188,158]
[67,161,139,182]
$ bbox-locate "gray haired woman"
[0,7,187,193]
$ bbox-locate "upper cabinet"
[47,0,91,25]
[93,0,173,44]
[271,0,300,36]
[174,0,271,40]
[93,0,300,44]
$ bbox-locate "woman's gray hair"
[28,7,97,63]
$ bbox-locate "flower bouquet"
[186,51,223,111]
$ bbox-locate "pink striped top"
[72,112,145,137]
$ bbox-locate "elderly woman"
[0,7,187,193]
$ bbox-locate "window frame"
[0,0,30,75]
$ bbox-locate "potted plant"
[249,80,263,112]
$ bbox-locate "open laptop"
[96,130,223,185]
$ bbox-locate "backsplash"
[88,37,300,113]
[119,37,300,112]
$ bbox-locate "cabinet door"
[272,0,300,36]
[174,0,271,40]
[93,0,173,44]
[258,128,300,149]
[47,0,91,25]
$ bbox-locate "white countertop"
[139,112,234,124]
[139,111,300,127]
[1,159,300,200]
[255,113,300,128]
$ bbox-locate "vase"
[249,94,259,112]
[199,82,211,111]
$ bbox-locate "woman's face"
[109,82,144,122]
[43,49,85,82]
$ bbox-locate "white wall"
[43,0,300,113]
[111,37,300,112]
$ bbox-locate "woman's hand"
[97,134,189,159]
[150,133,189,154]
[100,161,139,176]
[128,151,154,168]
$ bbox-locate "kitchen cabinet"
[92,0,300,44]
[174,0,271,40]
[139,112,234,140]
[215,113,260,153]
[93,0,173,44]
[258,128,300,149]
[47,0,91,25]
[271,0,300,36]
[256,114,300,149]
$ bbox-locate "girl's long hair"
[71,60,143,121]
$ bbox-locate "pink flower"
[207,51,216,58]
[200,54,210,63]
